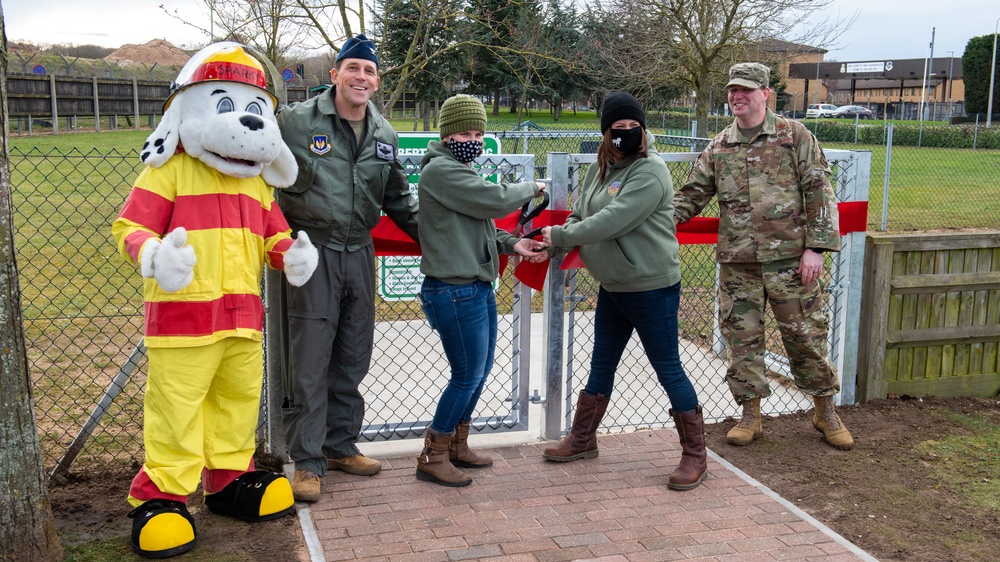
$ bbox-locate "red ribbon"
[372,201,869,291]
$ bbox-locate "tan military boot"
[726,398,763,446]
[327,453,381,476]
[813,395,854,450]
[291,470,321,503]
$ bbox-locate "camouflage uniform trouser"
[719,257,840,404]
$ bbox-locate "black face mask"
[611,126,643,155]
[447,138,483,163]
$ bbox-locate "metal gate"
[264,154,542,447]
[538,149,871,438]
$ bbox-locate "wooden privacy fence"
[857,231,1000,401]
[5,74,315,133]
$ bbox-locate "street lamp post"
[947,50,954,115]
[988,17,999,127]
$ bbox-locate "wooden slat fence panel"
[858,231,1000,401]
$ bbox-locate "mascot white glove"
[140,227,197,293]
[283,231,318,287]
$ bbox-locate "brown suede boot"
[449,420,494,468]
[813,395,854,450]
[668,407,708,491]
[542,391,611,462]
[726,397,763,446]
[416,429,472,487]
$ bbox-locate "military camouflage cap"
[726,62,770,89]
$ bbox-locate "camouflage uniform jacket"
[673,109,840,264]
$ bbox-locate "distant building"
[751,38,965,120]
[787,56,964,120]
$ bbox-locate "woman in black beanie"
[540,92,706,491]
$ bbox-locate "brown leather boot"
[449,420,493,468]
[726,397,762,446]
[813,395,854,450]
[416,429,472,487]
[542,391,611,462]
[667,407,708,491]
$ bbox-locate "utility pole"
[989,18,999,127]
[947,50,954,115]
[919,28,934,129]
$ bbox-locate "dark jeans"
[585,283,698,412]
[419,277,498,433]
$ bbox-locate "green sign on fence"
[378,133,501,301]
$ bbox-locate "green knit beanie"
[439,94,487,138]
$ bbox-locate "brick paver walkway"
[299,430,875,561]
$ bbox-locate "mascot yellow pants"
[128,338,263,506]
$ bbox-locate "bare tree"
[366,0,586,117]
[161,0,318,66]
[0,8,64,561]
[169,0,590,116]
[604,0,855,130]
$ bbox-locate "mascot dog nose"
[240,115,265,131]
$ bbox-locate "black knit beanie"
[600,92,646,133]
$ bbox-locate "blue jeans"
[585,283,698,412]
[419,277,498,433]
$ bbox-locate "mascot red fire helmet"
[164,42,276,110]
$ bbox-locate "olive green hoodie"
[548,134,681,292]
[417,140,538,284]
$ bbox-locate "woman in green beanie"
[414,94,548,487]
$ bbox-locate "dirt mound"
[105,39,190,66]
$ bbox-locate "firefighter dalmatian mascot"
[112,42,317,558]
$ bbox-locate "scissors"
[516,189,549,239]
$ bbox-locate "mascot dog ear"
[140,95,182,168]
[261,141,297,188]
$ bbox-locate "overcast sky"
[5,0,999,63]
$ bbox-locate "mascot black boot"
[204,470,295,521]
[128,500,197,558]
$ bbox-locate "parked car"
[782,110,807,119]
[806,103,839,118]
[834,105,874,119]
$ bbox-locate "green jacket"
[275,87,419,251]
[417,141,537,285]
[673,109,840,264]
[549,133,681,293]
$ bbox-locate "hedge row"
[804,120,1000,150]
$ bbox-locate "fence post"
[49,74,59,134]
[836,150,871,406]
[132,79,140,130]
[263,270,288,458]
[541,152,569,441]
[92,77,101,133]
[881,123,893,230]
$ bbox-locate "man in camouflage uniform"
[673,62,853,451]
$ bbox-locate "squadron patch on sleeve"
[310,135,331,155]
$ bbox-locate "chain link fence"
[801,119,1000,232]
[547,149,868,435]
[13,125,984,478]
